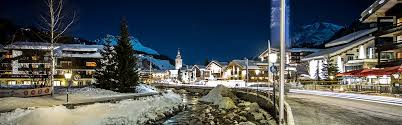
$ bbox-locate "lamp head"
[269,53,278,63]
[64,72,72,79]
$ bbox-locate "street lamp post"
[279,0,287,124]
[64,71,72,104]
[269,53,278,117]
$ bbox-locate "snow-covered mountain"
[292,22,343,48]
[137,55,174,70]
[95,34,159,55]
[95,34,174,70]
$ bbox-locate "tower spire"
[175,48,183,69]
[177,48,181,59]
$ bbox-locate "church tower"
[175,48,183,70]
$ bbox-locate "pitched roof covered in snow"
[325,28,377,48]
[228,60,267,70]
[4,42,103,58]
[4,42,54,50]
[206,60,229,69]
[360,0,398,23]
[60,44,103,52]
[302,36,375,61]
[192,65,207,70]
[287,48,322,53]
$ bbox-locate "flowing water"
[163,94,204,125]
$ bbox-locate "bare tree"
[39,0,76,95]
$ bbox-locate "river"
[162,94,204,125]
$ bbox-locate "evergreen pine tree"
[321,56,339,80]
[115,18,139,92]
[95,39,118,90]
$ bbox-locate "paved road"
[287,93,402,125]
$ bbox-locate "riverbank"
[162,85,277,125]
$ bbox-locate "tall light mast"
[279,0,287,124]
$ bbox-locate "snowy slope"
[137,55,174,70]
[292,22,343,48]
[95,34,159,55]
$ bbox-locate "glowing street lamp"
[64,71,72,103]
[269,53,278,63]
[64,72,72,80]
[329,75,335,80]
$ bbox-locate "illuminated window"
[86,70,95,75]
[397,52,402,59]
[86,62,97,67]
[32,55,39,60]
[23,81,31,85]
[53,81,61,86]
[61,61,72,66]
[5,54,12,58]
[7,81,16,85]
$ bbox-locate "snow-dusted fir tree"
[321,56,339,80]
[115,18,139,92]
[95,39,118,90]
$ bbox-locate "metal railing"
[298,84,401,94]
[236,87,295,125]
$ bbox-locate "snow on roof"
[360,0,397,22]
[230,60,267,69]
[325,28,377,48]
[61,53,102,58]
[193,65,207,70]
[303,36,375,61]
[287,48,322,53]
[60,44,103,52]
[258,48,280,58]
[4,42,53,50]
[4,42,103,52]
[207,60,229,68]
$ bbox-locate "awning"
[336,69,365,77]
[359,66,402,76]
[336,66,402,77]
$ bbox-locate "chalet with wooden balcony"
[360,0,402,68]
[0,42,102,87]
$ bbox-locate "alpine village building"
[0,42,102,87]
[302,0,402,85]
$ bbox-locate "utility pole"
[149,60,152,83]
[246,57,249,87]
[279,0,286,124]
[268,40,271,84]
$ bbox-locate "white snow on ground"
[0,86,160,112]
[135,84,158,93]
[56,87,124,97]
[200,85,237,109]
[0,90,183,125]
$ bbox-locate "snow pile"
[56,87,122,97]
[199,85,238,109]
[0,91,183,125]
[135,84,158,93]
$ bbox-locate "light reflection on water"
[163,94,200,125]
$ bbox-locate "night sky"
[1,0,376,64]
